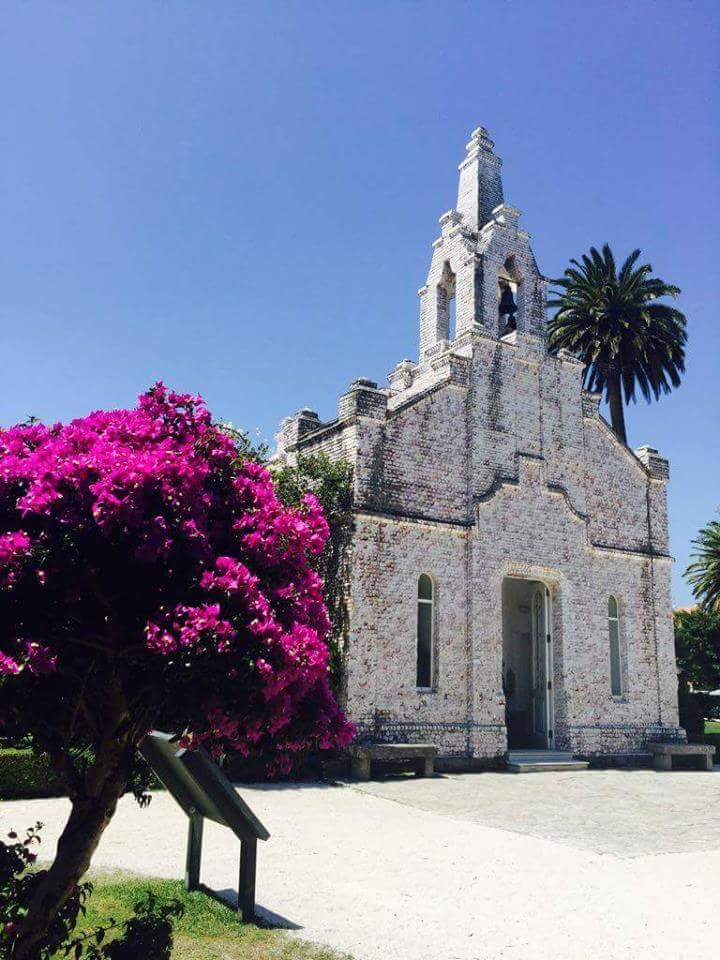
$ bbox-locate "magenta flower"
[0,382,354,773]
[0,652,20,675]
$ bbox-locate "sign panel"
[140,730,270,920]
[141,731,269,840]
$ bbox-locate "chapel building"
[274,126,684,762]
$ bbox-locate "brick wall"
[273,126,682,759]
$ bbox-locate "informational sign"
[140,731,270,921]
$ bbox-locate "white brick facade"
[275,127,683,761]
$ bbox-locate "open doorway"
[502,577,553,749]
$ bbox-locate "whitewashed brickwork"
[274,127,683,761]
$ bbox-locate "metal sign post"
[140,731,270,921]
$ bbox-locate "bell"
[499,282,517,333]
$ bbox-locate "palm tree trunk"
[606,368,628,445]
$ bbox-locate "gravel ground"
[2,768,720,960]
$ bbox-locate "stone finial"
[635,445,670,480]
[274,408,322,455]
[464,126,496,156]
[388,359,416,392]
[456,124,504,231]
[429,350,470,387]
[559,349,584,366]
[438,209,462,230]
[491,203,522,228]
[338,378,388,421]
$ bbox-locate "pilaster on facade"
[387,359,417,394]
[273,408,323,460]
[338,378,388,422]
[635,445,670,481]
[581,390,601,419]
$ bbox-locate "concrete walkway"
[2,768,720,960]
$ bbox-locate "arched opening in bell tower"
[498,255,522,337]
[437,261,457,340]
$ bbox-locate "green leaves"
[59,889,184,959]
[686,518,720,612]
[674,607,720,688]
[548,244,687,443]
[1,823,95,960]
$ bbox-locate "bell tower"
[417,127,548,359]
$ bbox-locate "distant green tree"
[674,607,720,691]
[674,606,720,740]
[686,516,720,611]
[548,244,687,445]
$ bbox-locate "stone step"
[506,749,589,773]
[507,751,576,761]
[506,760,590,773]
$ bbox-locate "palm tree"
[548,244,687,445]
[686,517,720,611]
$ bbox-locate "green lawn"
[706,720,720,735]
[58,874,352,960]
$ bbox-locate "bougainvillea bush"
[0,384,353,957]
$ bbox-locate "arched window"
[608,596,622,696]
[416,574,434,688]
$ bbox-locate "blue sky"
[1,1,718,604]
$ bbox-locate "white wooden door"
[532,588,548,747]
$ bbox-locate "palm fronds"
[548,244,687,444]
[686,518,720,611]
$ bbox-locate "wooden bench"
[647,742,716,771]
[350,743,438,781]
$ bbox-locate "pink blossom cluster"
[0,383,354,768]
[0,641,56,677]
[145,603,236,655]
[0,531,31,589]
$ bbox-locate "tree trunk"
[606,367,628,445]
[11,737,133,959]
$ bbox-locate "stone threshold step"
[506,760,590,773]
[507,752,575,760]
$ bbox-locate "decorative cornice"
[354,507,471,531]
[474,471,671,560]
[546,482,589,523]
[591,542,672,560]
[290,415,351,448]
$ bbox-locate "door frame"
[529,582,555,749]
